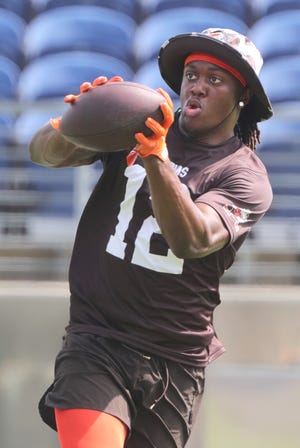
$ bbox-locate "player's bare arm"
[29,121,98,168]
[132,89,229,259]
[143,156,229,259]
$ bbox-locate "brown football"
[59,81,165,151]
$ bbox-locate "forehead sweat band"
[184,52,247,87]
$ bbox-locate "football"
[59,81,165,151]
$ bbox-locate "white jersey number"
[106,165,184,274]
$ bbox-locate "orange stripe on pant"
[54,408,128,448]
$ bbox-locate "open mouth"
[187,98,201,109]
[184,98,202,116]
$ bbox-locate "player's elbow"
[29,140,52,167]
[29,141,43,165]
[168,236,209,259]
[169,232,229,259]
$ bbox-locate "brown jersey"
[67,115,273,367]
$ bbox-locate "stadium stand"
[260,56,300,105]
[22,6,137,66]
[0,55,20,99]
[0,0,32,20]
[134,7,248,67]
[264,0,300,15]
[250,0,300,22]
[13,110,56,146]
[0,114,15,145]
[142,0,250,25]
[0,0,298,282]
[249,10,300,61]
[133,58,178,104]
[258,139,300,219]
[17,51,134,101]
[0,9,26,66]
[35,0,141,22]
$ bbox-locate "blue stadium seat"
[0,0,31,20]
[259,117,300,145]
[134,7,248,66]
[0,55,19,146]
[0,9,25,65]
[37,0,140,22]
[0,55,20,98]
[27,163,75,193]
[147,0,249,24]
[22,6,137,66]
[249,11,300,61]
[265,0,300,15]
[257,118,300,218]
[13,110,57,146]
[250,0,300,23]
[18,51,134,101]
[24,164,75,217]
[259,56,300,103]
[9,113,75,218]
[0,113,15,145]
[133,59,179,107]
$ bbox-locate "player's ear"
[239,88,251,107]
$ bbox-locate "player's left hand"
[127,88,174,166]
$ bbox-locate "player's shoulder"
[230,143,269,175]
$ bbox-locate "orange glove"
[50,76,124,130]
[126,88,174,166]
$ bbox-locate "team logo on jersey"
[223,204,250,231]
[170,162,189,178]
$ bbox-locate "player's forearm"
[29,122,98,168]
[143,156,215,258]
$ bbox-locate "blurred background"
[0,0,299,447]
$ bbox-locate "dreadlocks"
[234,107,261,151]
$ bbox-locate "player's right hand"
[50,75,124,131]
[127,88,174,166]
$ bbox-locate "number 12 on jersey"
[106,165,184,274]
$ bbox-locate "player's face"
[178,60,242,144]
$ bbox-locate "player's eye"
[185,71,197,81]
[210,74,222,84]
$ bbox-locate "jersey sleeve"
[195,167,273,244]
